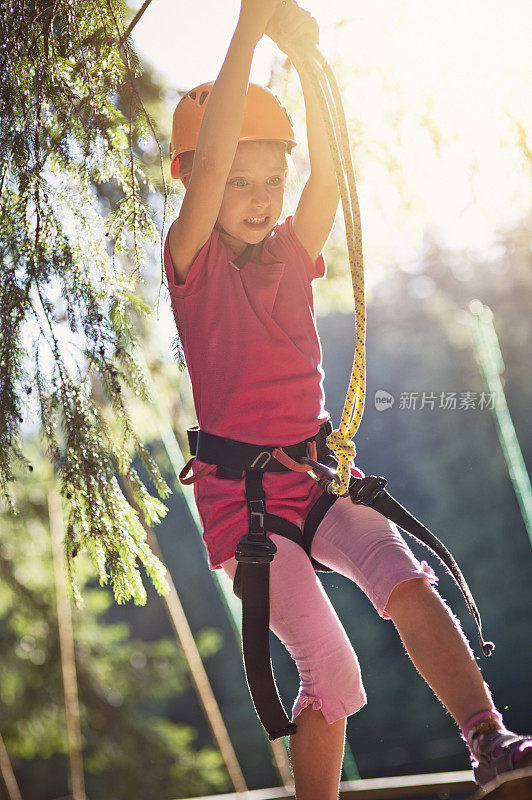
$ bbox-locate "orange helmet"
[170,82,296,179]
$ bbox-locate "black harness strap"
[230,465,337,740]
[348,476,494,657]
[187,421,333,475]
[233,471,298,739]
[232,467,336,740]
[235,561,296,739]
[302,490,338,570]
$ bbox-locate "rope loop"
[326,429,356,496]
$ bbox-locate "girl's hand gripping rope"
[266,0,319,63]
[238,0,285,43]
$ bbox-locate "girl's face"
[217,141,287,253]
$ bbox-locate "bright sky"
[131,0,532,271]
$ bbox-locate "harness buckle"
[349,475,387,505]
[250,510,265,532]
[248,498,266,534]
[235,534,277,564]
[250,450,273,469]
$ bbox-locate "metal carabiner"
[299,457,339,482]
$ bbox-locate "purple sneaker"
[472,730,532,787]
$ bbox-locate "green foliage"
[0,471,229,799]
[0,1,172,603]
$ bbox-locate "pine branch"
[0,1,172,604]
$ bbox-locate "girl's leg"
[312,497,494,725]
[383,577,494,727]
[288,706,346,800]
[385,579,532,783]
[311,497,532,784]
[222,535,364,800]
[312,498,493,728]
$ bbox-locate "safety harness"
[181,421,494,741]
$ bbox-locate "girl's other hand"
[266,0,319,62]
[238,0,284,41]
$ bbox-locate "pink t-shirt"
[164,216,331,567]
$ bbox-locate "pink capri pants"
[222,496,437,725]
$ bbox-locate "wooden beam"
[0,732,23,800]
[339,770,475,798]
[178,769,477,800]
[48,488,87,800]
[470,767,532,799]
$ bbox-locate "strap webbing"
[233,471,297,740]
[302,490,337,570]
[234,471,340,740]
[186,420,333,474]
[234,560,297,740]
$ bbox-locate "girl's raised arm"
[267,1,340,262]
[168,0,283,284]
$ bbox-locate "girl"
[164,1,531,797]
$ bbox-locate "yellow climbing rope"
[295,42,366,496]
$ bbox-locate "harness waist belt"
[187,420,333,473]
